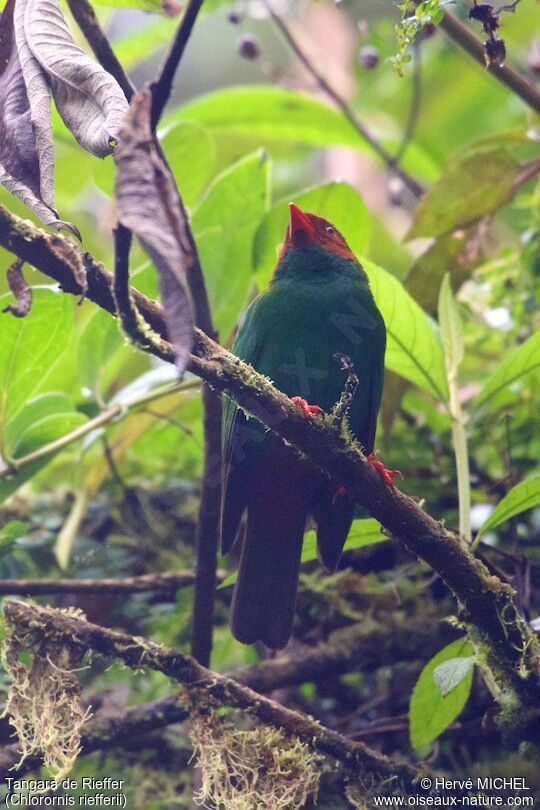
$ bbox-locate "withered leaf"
[0,0,60,227]
[115,90,195,375]
[3,259,32,317]
[21,0,129,157]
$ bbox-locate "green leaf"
[10,412,88,459]
[301,518,386,564]
[477,477,540,538]
[253,182,370,288]
[410,637,474,752]
[192,150,270,338]
[472,330,540,412]
[0,459,48,506]
[363,259,449,402]
[161,121,217,207]
[0,519,27,558]
[177,86,364,150]
[408,148,522,240]
[77,308,124,396]
[113,18,178,70]
[3,392,76,457]
[438,273,464,381]
[0,289,73,426]
[219,519,386,588]
[433,657,475,698]
[90,0,162,9]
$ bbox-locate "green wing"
[221,295,270,553]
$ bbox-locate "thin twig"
[149,0,205,130]
[0,377,198,478]
[126,0,221,668]
[263,0,424,200]
[394,42,422,166]
[66,0,135,101]
[331,353,359,428]
[0,571,216,596]
[439,9,540,115]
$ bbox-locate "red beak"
[289,203,316,244]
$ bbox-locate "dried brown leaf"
[115,90,194,374]
[0,0,59,226]
[22,0,128,157]
[3,258,32,317]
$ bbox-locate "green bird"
[221,203,387,649]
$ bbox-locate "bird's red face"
[277,203,356,264]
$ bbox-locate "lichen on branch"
[1,605,91,778]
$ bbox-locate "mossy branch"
[0,205,539,721]
[2,600,422,788]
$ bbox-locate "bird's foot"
[366,453,402,491]
[291,396,324,419]
[332,485,348,505]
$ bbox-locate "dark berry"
[227,11,242,24]
[238,33,260,60]
[359,45,379,70]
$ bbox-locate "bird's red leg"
[291,396,324,418]
[332,485,348,505]
[366,452,402,490]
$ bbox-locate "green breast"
[233,258,385,447]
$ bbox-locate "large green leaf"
[472,330,540,413]
[0,520,27,559]
[477,477,540,539]
[176,86,364,150]
[253,182,370,288]
[301,518,386,564]
[113,18,178,70]
[9,412,88,459]
[408,148,522,240]
[3,392,76,457]
[77,309,124,397]
[410,637,474,752]
[161,121,217,206]
[438,273,464,382]
[0,289,73,426]
[192,150,270,338]
[363,259,449,402]
[433,656,475,698]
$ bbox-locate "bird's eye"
[325,225,335,234]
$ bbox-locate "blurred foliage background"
[0,0,539,807]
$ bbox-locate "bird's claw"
[332,485,348,505]
[291,396,324,419]
[367,453,402,490]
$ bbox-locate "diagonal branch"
[66,0,135,101]
[0,206,539,714]
[3,600,422,788]
[263,0,424,200]
[149,0,205,130]
[438,9,540,115]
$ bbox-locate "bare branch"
[439,9,540,115]
[66,0,135,102]
[0,571,226,597]
[263,0,424,200]
[149,0,205,131]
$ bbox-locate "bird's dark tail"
[231,491,307,649]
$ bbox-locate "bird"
[221,203,387,649]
